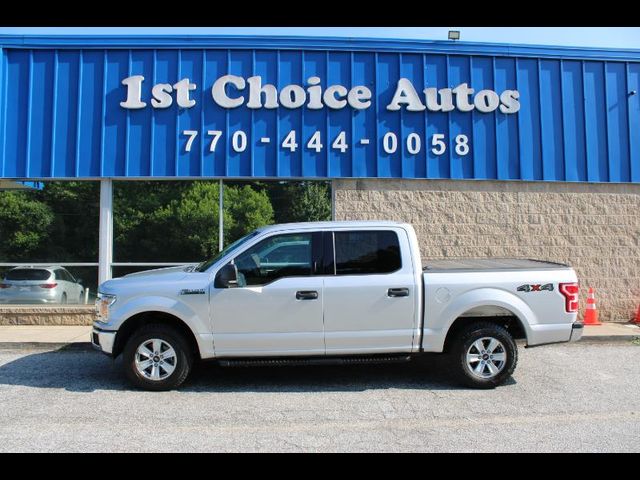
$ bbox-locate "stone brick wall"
[334,179,640,323]
[0,306,96,325]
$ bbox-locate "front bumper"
[569,322,584,342]
[91,326,116,355]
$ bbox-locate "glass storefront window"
[112,179,331,265]
[0,179,332,298]
[0,181,99,305]
[0,266,98,305]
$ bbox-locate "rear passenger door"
[322,228,418,354]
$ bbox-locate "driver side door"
[210,232,325,357]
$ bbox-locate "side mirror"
[76,278,83,285]
[214,263,238,288]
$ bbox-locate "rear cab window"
[334,230,402,275]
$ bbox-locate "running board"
[217,354,412,368]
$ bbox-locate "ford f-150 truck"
[92,221,583,391]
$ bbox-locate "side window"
[64,270,76,283]
[334,230,401,275]
[53,269,64,281]
[234,233,313,287]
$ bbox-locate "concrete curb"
[578,335,640,344]
[0,342,94,351]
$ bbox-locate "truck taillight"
[39,283,58,289]
[0,283,10,289]
[559,283,579,313]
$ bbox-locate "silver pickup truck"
[92,221,583,391]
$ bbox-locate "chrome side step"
[217,354,412,368]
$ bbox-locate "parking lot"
[0,341,638,452]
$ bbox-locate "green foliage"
[114,181,274,262]
[288,182,332,222]
[37,182,100,261]
[225,185,274,242]
[0,191,53,261]
[1,180,327,266]
[261,181,332,223]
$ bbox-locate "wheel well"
[112,311,201,360]
[442,314,526,354]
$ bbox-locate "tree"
[0,191,53,262]
[113,181,274,262]
[36,182,100,261]
[265,181,331,223]
[288,181,332,222]
[224,185,274,242]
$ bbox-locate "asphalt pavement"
[0,341,638,452]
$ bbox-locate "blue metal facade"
[0,35,639,182]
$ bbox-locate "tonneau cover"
[423,258,570,272]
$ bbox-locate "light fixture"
[448,30,461,41]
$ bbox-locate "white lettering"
[474,90,500,113]
[424,88,455,112]
[119,74,520,115]
[499,90,521,113]
[347,86,372,110]
[323,85,348,109]
[211,75,246,108]
[306,77,323,110]
[280,85,307,109]
[246,76,279,109]
[120,75,147,109]
[173,78,197,108]
[151,83,173,109]
[387,78,426,111]
[452,83,475,112]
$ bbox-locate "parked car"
[0,266,85,304]
[92,221,582,391]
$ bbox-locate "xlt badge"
[179,288,206,295]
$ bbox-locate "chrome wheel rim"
[135,339,177,381]
[466,337,507,379]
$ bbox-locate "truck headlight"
[95,293,117,322]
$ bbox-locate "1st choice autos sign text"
[120,75,520,157]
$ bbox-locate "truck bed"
[422,258,570,272]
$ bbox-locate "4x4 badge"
[517,283,554,293]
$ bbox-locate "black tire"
[448,322,517,389]
[60,293,67,304]
[122,323,193,391]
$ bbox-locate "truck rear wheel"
[449,322,517,389]
[122,324,193,391]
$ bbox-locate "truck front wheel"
[122,324,193,391]
[449,322,517,389]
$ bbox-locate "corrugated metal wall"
[1,40,639,181]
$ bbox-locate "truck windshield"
[195,230,262,272]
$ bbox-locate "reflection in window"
[234,234,312,287]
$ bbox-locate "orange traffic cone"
[583,287,601,326]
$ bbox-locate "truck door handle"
[388,288,410,297]
[296,290,318,300]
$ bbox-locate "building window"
[0,181,99,304]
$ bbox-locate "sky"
[0,27,638,50]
